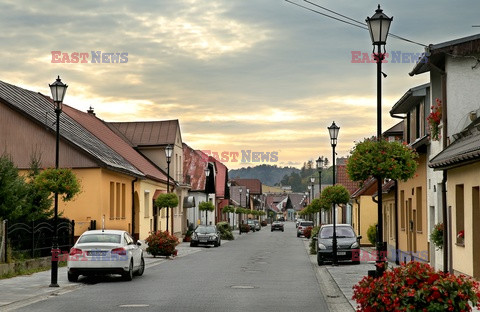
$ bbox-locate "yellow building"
[351,178,377,246]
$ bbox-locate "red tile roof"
[63,106,168,183]
[210,157,228,198]
[109,120,180,147]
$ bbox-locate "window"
[110,182,115,219]
[144,191,150,218]
[456,184,465,245]
[121,184,126,219]
[110,181,126,220]
[116,183,121,219]
[416,187,423,232]
[400,190,405,230]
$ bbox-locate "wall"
[352,195,377,246]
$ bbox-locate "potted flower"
[427,98,442,141]
[145,230,179,258]
[430,223,443,249]
[457,230,465,244]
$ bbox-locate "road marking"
[231,285,256,289]
[119,304,150,308]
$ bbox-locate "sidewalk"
[0,241,200,311]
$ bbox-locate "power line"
[286,0,427,48]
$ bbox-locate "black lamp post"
[227,181,234,228]
[239,188,243,235]
[204,167,210,225]
[316,157,324,225]
[165,144,173,232]
[49,76,67,288]
[366,5,392,276]
[328,121,340,266]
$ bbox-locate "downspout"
[441,72,449,273]
[394,180,399,265]
[131,177,138,239]
[355,198,361,245]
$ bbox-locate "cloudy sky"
[1,0,479,169]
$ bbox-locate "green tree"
[199,201,215,225]
[0,154,28,222]
[320,185,350,211]
[24,156,53,221]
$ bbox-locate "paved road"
[13,222,329,312]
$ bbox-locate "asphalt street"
[8,222,330,312]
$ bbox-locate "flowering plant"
[145,230,179,257]
[427,98,442,141]
[457,230,465,244]
[430,223,444,249]
[346,138,418,182]
[353,261,480,311]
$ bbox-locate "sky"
[1,0,479,169]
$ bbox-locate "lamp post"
[246,188,250,221]
[307,185,312,203]
[227,181,233,228]
[366,5,392,276]
[239,188,243,235]
[328,121,340,266]
[204,166,210,225]
[316,157,324,225]
[165,144,173,232]
[49,76,67,288]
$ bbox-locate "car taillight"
[111,247,127,256]
[69,248,83,255]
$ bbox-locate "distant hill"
[228,164,299,187]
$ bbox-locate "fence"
[4,219,75,261]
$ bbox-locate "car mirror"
[136,241,142,246]
[357,235,362,240]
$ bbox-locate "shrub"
[430,223,443,249]
[353,261,480,311]
[367,224,377,246]
[240,224,250,233]
[145,230,179,257]
[304,226,313,239]
[309,226,321,254]
[216,221,234,240]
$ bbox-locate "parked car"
[315,224,362,265]
[271,221,284,232]
[252,220,261,231]
[246,219,257,232]
[67,230,144,282]
[296,218,305,228]
[297,221,314,237]
[190,225,221,247]
[278,216,285,222]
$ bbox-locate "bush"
[367,223,377,246]
[216,221,234,240]
[240,224,250,233]
[309,226,321,255]
[353,261,480,311]
[430,223,443,249]
[304,226,313,239]
[145,230,179,257]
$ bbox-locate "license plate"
[337,252,346,256]
[199,239,207,243]
[89,251,107,256]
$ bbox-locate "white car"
[67,230,144,282]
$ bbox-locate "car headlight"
[318,243,326,250]
[351,242,359,249]
[192,233,197,239]
[210,235,216,240]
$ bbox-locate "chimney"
[87,106,95,116]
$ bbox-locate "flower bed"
[353,261,480,311]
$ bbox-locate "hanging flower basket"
[430,223,443,249]
[427,98,442,141]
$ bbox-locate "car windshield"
[320,227,356,239]
[195,226,216,234]
[77,233,121,244]
[300,222,313,226]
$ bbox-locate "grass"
[0,261,67,280]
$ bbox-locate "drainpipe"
[355,198,361,244]
[441,72,449,274]
[394,180,399,265]
[131,178,138,239]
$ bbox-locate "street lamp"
[204,166,210,225]
[49,75,67,288]
[366,5,392,276]
[239,188,243,235]
[316,157,324,225]
[328,121,340,266]
[246,188,250,221]
[165,144,173,232]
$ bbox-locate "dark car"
[315,224,362,265]
[190,225,221,247]
[271,221,284,232]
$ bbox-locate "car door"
[124,233,140,267]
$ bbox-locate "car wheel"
[67,271,78,282]
[135,257,145,276]
[218,239,221,247]
[282,229,284,232]
[317,254,323,266]
[271,229,273,232]
[214,241,219,247]
[352,260,360,265]
[297,233,300,237]
[190,242,196,247]
[123,260,133,281]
